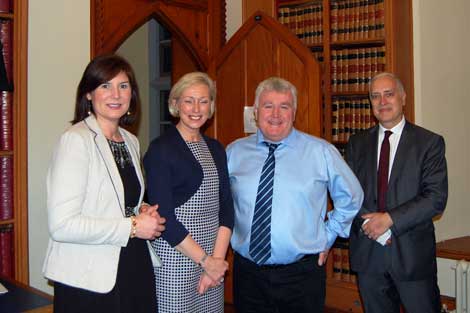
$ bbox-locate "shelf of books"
[0,0,14,279]
[274,0,413,311]
[0,0,28,283]
[277,0,389,146]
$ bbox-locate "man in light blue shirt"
[227,77,363,313]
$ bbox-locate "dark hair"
[71,54,140,126]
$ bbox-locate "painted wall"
[413,0,470,241]
[28,1,90,293]
[26,0,470,297]
[412,0,470,296]
[117,23,150,153]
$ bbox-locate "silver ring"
[220,278,224,283]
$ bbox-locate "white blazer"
[43,115,160,293]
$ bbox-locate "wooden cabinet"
[240,0,413,311]
[0,0,28,283]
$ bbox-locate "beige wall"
[413,0,470,241]
[26,0,470,294]
[117,24,150,152]
[28,1,90,293]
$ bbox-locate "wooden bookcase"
[275,0,414,143]
[243,0,414,311]
[0,0,28,284]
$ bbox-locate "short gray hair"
[168,72,216,118]
[369,72,405,96]
[254,77,297,110]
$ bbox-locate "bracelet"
[199,253,208,267]
[130,216,137,238]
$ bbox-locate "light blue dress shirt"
[227,128,363,265]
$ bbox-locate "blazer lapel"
[388,122,413,189]
[84,116,126,215]
[367,126,379,202]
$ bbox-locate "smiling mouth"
[188,115,203,120]
[107,103,122,108]
[268,120,283,126]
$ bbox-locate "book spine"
[0,20,13,86]
[0,91,12,150]
[0,224,13,278]
[0,156,13,220]
[330,1,338,42]
[331,50,338,92]
[0,0,11,13]
[367,0,376,38]
[332,244,342,280]
[375,0,385,37]
[332,99,339,141]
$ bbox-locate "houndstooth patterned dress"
[153,138,223,313]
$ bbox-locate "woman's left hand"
[197,271,221,295]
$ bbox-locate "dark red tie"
[378,130,392,211]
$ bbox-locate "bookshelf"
[243,0,413,311]
[276,0,414,146]
[0,0,28,283]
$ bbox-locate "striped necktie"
[249,142,279,264]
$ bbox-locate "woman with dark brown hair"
[43,54,165,313]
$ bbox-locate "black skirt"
[53,238,156,313]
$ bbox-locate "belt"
[235,252,318,270]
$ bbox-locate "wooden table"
[0,276,53,313]
[436,236,470,260]
[435,236,470,311]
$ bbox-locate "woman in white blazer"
[43,54,165,313]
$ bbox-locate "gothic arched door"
[210,11,322,148]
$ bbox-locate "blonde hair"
[168,72,216,118]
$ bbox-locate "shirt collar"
[256,128,297,148]
[379,115,406,136]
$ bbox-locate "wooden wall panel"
[278,41,322,136]
[242,0,275,22]
[171,36,200,83]
[213,44,245,147]
[245,26,274,106]
[212,11,322,148]
[91,0,226,70]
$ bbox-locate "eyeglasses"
[179,96,211,106]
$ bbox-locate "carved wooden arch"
[210,11,322,147]
[90,0,226,69]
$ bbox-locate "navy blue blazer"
[143,126,234,247]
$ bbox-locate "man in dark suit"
[346,72,448,313]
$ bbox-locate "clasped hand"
[197,256,228,295]
[135,204,166,240]
[361,212,393,243]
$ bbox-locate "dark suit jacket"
[345,121,448,280]
[143,125,234,247]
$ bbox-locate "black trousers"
[233,252,326,313]
[357,271,441,313]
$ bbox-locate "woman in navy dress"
[144,72,234,313]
